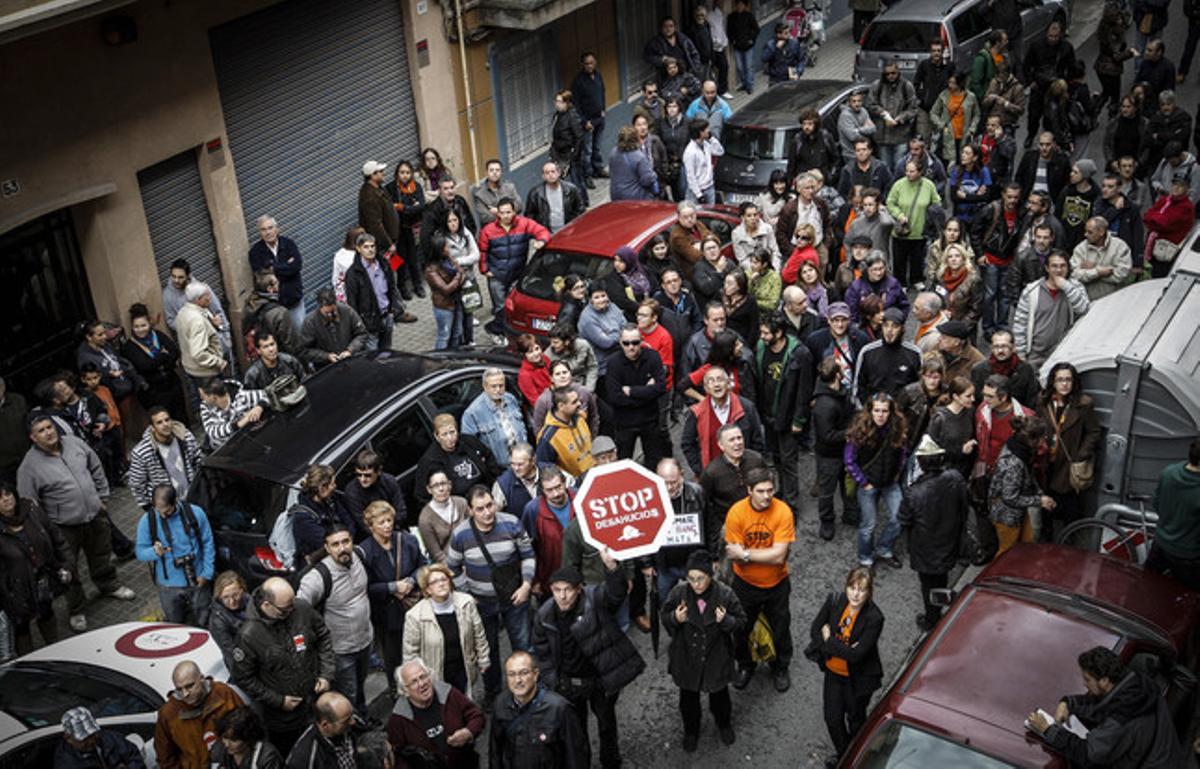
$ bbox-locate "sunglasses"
[620,340,642,347]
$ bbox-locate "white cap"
[362,160,387,176]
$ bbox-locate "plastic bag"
[749,614,777,663]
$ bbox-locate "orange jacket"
[154,680,243,769]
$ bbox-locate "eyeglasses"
[620,340,642,347]
[797,236,812,242]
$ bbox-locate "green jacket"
[749,268,782,313]
[885,176,942,241]
[930,89,980,165]
[1154,462,1200,559]
[968,48,996,105]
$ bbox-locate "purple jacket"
[843,275,910,324]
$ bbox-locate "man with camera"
[135,482,215,626]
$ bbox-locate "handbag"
[1150,233,1181,263]
[470,521,523,606]
[264,374,307,412]
[460,276,484,314]
[394,534,421,610]
[1049,404,1095,493]
[892,182,923,237]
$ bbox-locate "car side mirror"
[929,588,956,607]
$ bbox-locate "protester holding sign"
[649,458,713,599]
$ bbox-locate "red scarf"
[989,352,1021,377]
[942,266,967,295]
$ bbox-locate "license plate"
[894,59,916,69]
[532,317,554,331]
[726,192,756,204]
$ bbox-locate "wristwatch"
[741,550,751,564]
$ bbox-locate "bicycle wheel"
[1055,518,1139,561]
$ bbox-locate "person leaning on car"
[232,576,335,758]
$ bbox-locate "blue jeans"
[158,583,212,626]
[477,598,532,697]
[365,313,394,352]
[982,262,1009,334]
[433,305,463,350]
[856,483,903,565]
[286,302,306,333]
[687,184,716,205]
[734,47,755,92]
[655,565,687,600]
[878,143,903,173]
[582,117,606,177]
[334,644,372,711]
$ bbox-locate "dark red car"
[842,544,1200,768]
[503,200,740,337]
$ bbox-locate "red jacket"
[781,245,820,284]
[386,682,485,769]
[1143,193,1195,245]
[528,491,574,593]
[518,359,552,406]
[641,323,675,389]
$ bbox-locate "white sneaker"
[69,614,87,632]
[721,92,734,100]
[107,585,136,600]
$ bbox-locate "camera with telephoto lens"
[174,554,197,586]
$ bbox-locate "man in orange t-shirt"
[724,466,795,693]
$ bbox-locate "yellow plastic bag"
[749,614,776,663]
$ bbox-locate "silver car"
[853,0,1071,83]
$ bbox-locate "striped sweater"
[445,513,535,601]
[126,423,204,508]
[200,386,267,450]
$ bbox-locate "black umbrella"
[649,573,661,658]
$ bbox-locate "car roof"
[728,80,858,129]
[205,350,520,484]
[544,201,737,257]
[977,543,1200,644]
[870,0,968,22]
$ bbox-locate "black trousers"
[732,575,793,670]
[766,428,801,517]
[816,455,859,524]
[679,687,732,735]
[917,572,949,626]
[1095,73,1122,116]
[823,671,872,757]
[377,621,404,695]
[565,686,622,769]
[1027,83,1048,145]
[1146,543,1200,592]
[614,418,668,469]
[891,237,926,287]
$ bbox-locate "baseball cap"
[362,160,387,176]
[591,435,617,456]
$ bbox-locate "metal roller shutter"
[617,0,669,96]
[138,150,227,307]
[209,0,420,312]
[493,32,558,167]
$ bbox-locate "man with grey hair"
[248,214,305,331]
[387,658,486,768]
[461,368,527,466]
[492,442,547,516]
[911,291,949,354]
[176,281,227,382]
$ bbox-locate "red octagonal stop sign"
[573,459,674,560]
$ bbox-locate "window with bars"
[618,0,667,96]
[494,33,559,167]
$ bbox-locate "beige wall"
[0,0,278,330]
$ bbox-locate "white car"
[0,622,230,767]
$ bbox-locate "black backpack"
[297,546,365,614]
[145,503,204,584]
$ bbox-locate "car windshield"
[857,721,1017,768]
[188,466,291,534]
[722,126,782,160]
[861,22,939,52]
[518,250,613,301]
[0,664,158,728]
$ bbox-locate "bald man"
[154,659,243,769]
[232,577,335,756]
[287,691,367,768]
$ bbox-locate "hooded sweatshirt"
[1153,462,1200,559]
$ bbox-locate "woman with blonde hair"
[360,500,424,698]
[929,242,982,329]
[402,563,490,697]
[923,218,976,285]
[207,570,248,671]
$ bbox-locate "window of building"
[493,32,559,167]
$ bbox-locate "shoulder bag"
[1049,404,1094,493]
[470,521,524,606]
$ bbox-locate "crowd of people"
[3,1,1200,767]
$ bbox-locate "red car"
[503,200,741,337]
[842,544,1200,768]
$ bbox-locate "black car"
[715,79,866,205]
[188,349,522,585]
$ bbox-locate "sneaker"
[880,554,903,569]
[69,614,87,632]
[773,668,791,693]
[489,333,508,347]
[732,664,753,690]
[721,92,735,100]
[473,317,481,327]
[682,733,699,752]
[585,177,597,190]
[107,585,136,600]
[819,521,835,541]
[395,311,418,324]
[719,726,736,745]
